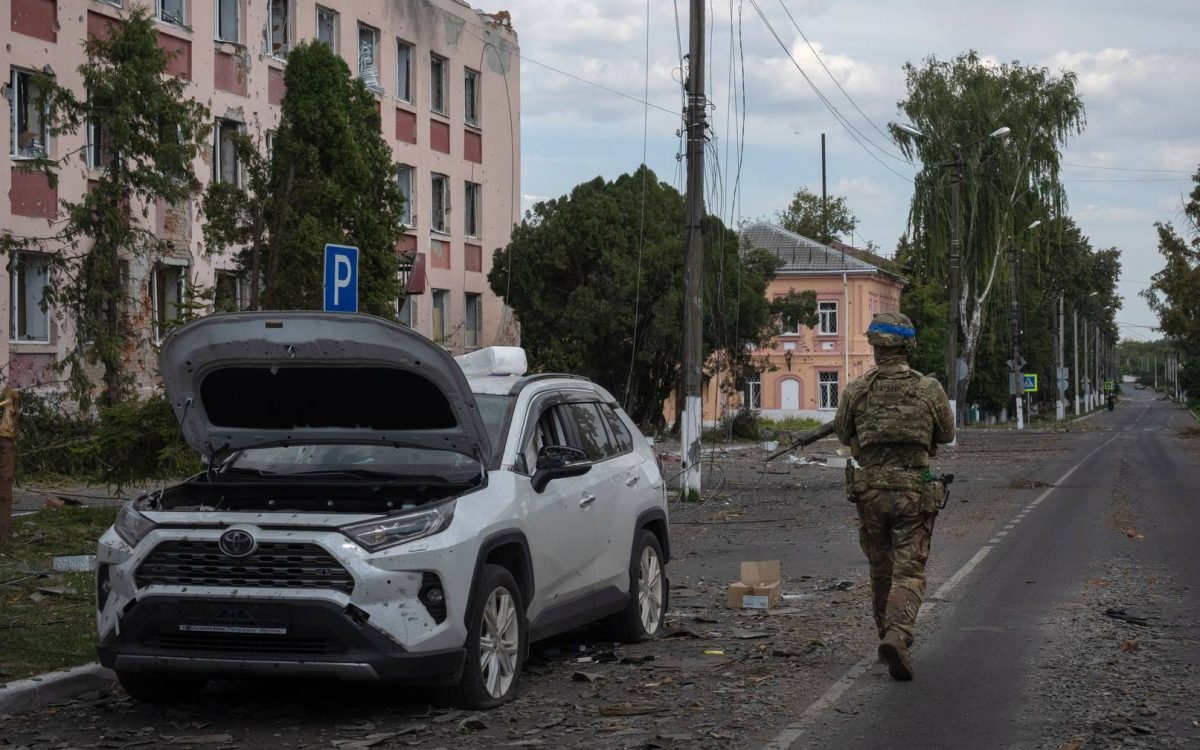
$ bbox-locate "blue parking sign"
[323,244,359,313]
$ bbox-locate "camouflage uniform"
[835,312,955,677]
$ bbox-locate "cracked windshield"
[2,1,1197,749]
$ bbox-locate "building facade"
[687,223,906,425]
[2,0,520,391]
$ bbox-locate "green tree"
[1142,166,1200,397]
[770,288,818,333]
[891,51,1086,408]
[203,42,405,315]
[776,188,859,245]
[0,9,210,406]
[488,167,776,426]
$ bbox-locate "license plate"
[178,602,290,635]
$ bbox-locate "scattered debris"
[731,628,769,640]
[571,671,602,683]
[1124,527,1144,539]
[167,735,233,745]
[702,649,724,656]
[35,585,78,597]
[1119,638,1140,653]
[1104,608,1150,626]
[457,716,488,734]
[598,704,666,717]
[52,555,97,573]
[826,580,855,591]
[661,626,702,639]
[1011,478,1052,489]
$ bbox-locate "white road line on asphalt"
[989,537,1002,544]
[996,530,1009,537]
[765,428,1128,750]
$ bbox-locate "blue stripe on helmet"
[867,322,916,338]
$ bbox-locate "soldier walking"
[834,312,955,680]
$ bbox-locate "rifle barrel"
[765,421,838,462]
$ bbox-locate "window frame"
[86,104,107,170]
[214,0,240,43]
[464,67,480,127]
[398,294,416,327]
[743,374,762,411]
[430,53,447,115]
[9,252,51,344]
[430,172,449,234]
[464,292,481,349]
[213,270,243,312]
[396,164,414,227]
[151,263,188,345]
[157,0,187,26]
[818,371,840,410]
[564,401,615,462]
[267,0,291,59]
[395,39,414,103]
[315,5,338,53]
[431,288,448,342]
[213,118,241,185]
[464,181,480,238]
[10,68,50,160]
[817,300,839,336]
[357,22,382,92]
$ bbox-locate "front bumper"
[98,596,465,684]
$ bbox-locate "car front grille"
[150,633,341,656]
[135,540,355,594]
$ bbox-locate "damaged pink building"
[1,0,521,390]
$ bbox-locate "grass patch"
[0,506,118,683]
[760,416,823,434]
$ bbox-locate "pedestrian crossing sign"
[1022,373,1038,393]
[1104,380,1114,392]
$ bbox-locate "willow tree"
[890,51,1085,404]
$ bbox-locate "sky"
[493,0,1199,341]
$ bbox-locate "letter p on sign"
[323,244,359,313]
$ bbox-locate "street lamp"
[892,122,1011,425]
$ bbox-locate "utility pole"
[1008,244,1023,429]
[947,151,963,425]
[1073,309,1080,416]
[1057,294,1065,421]
[1154,355,1158,391]
[680,0,706,499]
[820,133,827,240]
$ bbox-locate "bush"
[702,409,763,443]
[15,391,200,489]
[760,416,823,435]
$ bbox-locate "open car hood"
[159,312,490,462]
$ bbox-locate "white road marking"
[996,530,1009,537]
[989,537,1002,544]
[765,428,1127,749]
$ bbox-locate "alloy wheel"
[479,587,520,699]
[638,546,663,634]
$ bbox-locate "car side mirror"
[532,445,591,493]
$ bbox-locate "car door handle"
[625,475,640,487]
[579,494,597,507]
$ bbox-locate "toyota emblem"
[218,529,257,558]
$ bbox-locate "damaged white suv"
[96,312,669,708]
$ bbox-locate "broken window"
[86,94,109,170]
[213,119,240,184]
[315,6,337,52]
[464,293,481,349]
[267,0,290,58]
[9,253,50,343]
[151,264,187,343]
[430,54,447,114]
[396,40,413,103]
[215,0,239,42]
[464,181,480,238]
[357,24,382,92]
[396,164,414,226]
[214,270,242,312]
[10,69,48,159]
[158,0,186,26]
[430,173,448,233]
[398,294,416,327]
[464,68,480,127]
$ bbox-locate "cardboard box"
[726,560,783,610]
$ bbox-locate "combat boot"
[878,630,913,681]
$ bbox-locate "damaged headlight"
[342,500,456,552]
[114,502,157,548]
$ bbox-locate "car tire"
[442,564,526,709]
[116,671,207,702]
[610,529,667,643]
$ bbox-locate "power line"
[746,0,913,184]
[1063,162,1194,174]
[1062,177,1193,183]
[772,0,907,164]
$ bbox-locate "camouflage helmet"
[866,311,917,349]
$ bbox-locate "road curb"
[0,663,115,716]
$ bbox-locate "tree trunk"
[0,387,20,539]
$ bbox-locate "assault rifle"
[765,422,838,462]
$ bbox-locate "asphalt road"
[770,388,1200,749]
